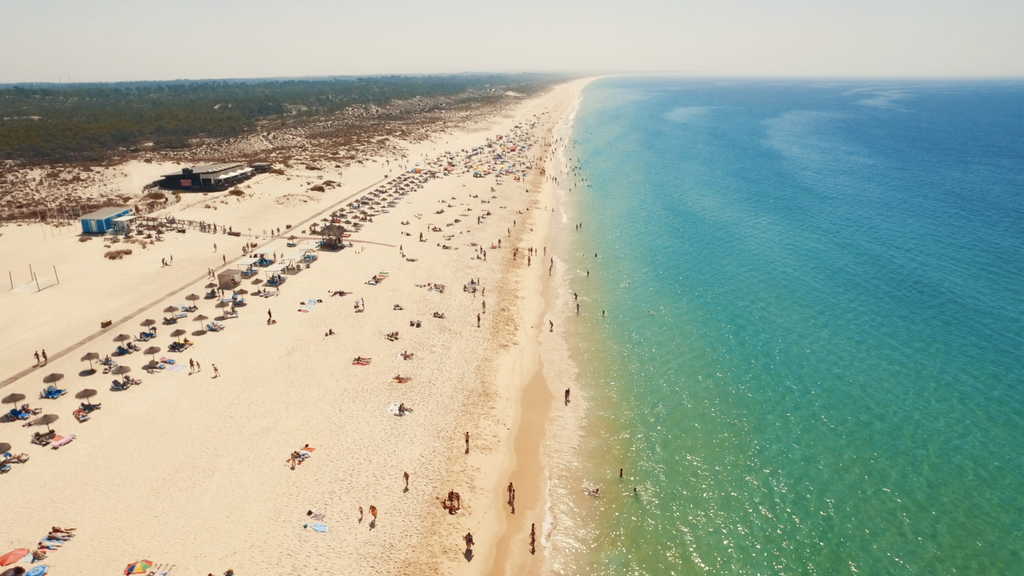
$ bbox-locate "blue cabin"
[80,207,131,234]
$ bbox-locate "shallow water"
[550,77,1024,575]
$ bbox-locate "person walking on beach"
[358,506,364,523]
[369,505,378,524]
[196,361,202,373]
[464,531,474,551]
[404,471,410,491]
[213,243,217,253]
[565,388,570,405]
[267,309,273,325]
[213,364,220,378]
[507,482,514,504]
[530,523,536,554]
[34,351,40,366]
[41,350,47,365]
[549,320,554,333]
[223,255,226,265]
[189,358,195,374]
[477,313,481,328]
[465,431,471,454]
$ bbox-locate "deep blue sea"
[556,78,1024,575]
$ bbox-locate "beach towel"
[387,402,402,415]
[312,523,328,532]
[166,364,185,372]
[299,299,318,313]
[159,357,176,364]
[51,434,76,449]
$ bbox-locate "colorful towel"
[51,434,76,449]
[299,299,318,313]
[166,364,185,372]
[312,523,328,532]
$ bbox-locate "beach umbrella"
[144,360,161,371]
[205,282,217,289]
[81,352,100,371]
[75,389,98,406]
[111,366,131,375]
[163,306,179,313]
[1,565,28,576]
[124,560,153,575]
[34,414,58,432]
[0,443,11,454]
[0,549,29,567]
[185,294,200,302]
[140,319,156,327]
[113,334,131,343]
[170,329,187,341]
[42,373,64,384]
[144,346,161,361]
[233,288,248,295]
[215,301,231,308]
[194,315,209,331]
[2,393,25,407]
[25,566,48,576]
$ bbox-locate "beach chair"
[81,402,101,412]
[159,357,176,364]
[205,289,217,299]
[206,323,224,332]
[163,316,179,325]
[0,463,9,474]
[32,430,55,446]
[73,409,90,423]
[111,380,131,392]
[233,296,246,306]
[41,385,67,400]
[7,407,30,420]
[116,345,133,355]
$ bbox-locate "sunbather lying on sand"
[401,351,414,360]
[51,526,75,534]
[329,290,351,297]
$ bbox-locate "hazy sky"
[2,0,1022,83]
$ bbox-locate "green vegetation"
[0,75,561,162]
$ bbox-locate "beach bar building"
[80,207,131,234]
[160,163,256,192]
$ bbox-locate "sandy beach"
[0,78,593,575]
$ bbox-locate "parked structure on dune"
[159,162,269,191]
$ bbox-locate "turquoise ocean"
[554,78,1023,575]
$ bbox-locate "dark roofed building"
[160,163,256,191]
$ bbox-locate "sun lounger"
[8,407,31,420]
[81,402,101,412]
[206,323,225,332]
[159,357,176,364]
[0,464,9,474]
[111,380,131,391]
[51,434,76,449]
[73,409,90,422]
[2,452,29,465]
[41,385,67,399]
[32,430,55,446]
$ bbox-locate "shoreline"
[477,80,595,576]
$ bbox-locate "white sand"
[0,78,593,575]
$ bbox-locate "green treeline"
[0,75,560,162]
